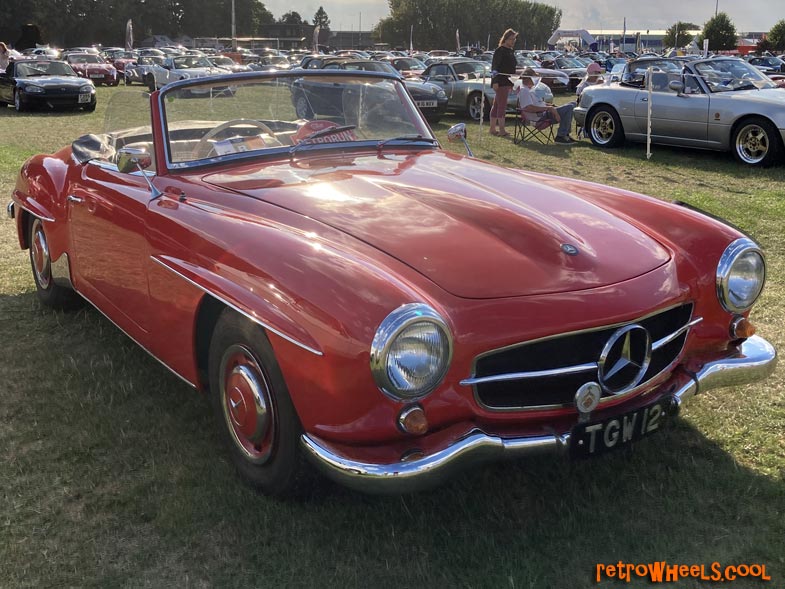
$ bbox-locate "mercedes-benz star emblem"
[561,243,579,256]
[597,324,652,395]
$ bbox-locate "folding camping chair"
[513,109,556,145]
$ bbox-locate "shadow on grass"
[1,292,783,588]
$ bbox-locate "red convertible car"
[9,71,777,495]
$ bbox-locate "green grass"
[1,87,783,588]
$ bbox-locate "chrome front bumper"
[301,335,777,494]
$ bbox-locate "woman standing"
[0,42,10,71]
[489,29,518,136]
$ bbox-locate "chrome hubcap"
[591,112,614,144]
[220,345,275,464]
[31,220,51,289]
[736,124,768,164]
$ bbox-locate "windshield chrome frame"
[157,70,435,172]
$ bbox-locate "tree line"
[374,0,562,49]
[1,0,332,49]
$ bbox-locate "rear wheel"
[732,117,781,167]
[467,92,490,121]
[208,309,306,496]
[588,106,624,148]
[294,94,313,119]
[28,217,81,308]
[145,74,156,92]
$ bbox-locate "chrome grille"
[465,303,696,411]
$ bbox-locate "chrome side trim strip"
[150,256,323,356]
[460,362,597,387]
[303,335,776,494]
[13,200,55,223]
[74,289,198,390]
[652,317,703,351]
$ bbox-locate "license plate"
[90,74,104,79]
[570,398,672,458]
[78,94,91,103]
[415,100,438,108]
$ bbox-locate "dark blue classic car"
[0,59,96,112]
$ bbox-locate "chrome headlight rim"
[716,237,766,313]
[370,303,453,401]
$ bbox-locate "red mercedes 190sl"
[8,71,777,495]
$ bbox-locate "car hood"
[202,151,671,298]
[19,76,85,87]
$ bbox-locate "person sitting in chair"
[518,68,577,144]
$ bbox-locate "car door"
[632,71,709,146]
[68,160,154,335]
[0,65,14,103]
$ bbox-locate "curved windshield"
[15,61,76,77]
[171,56,213,69]
[452,61,488,77]
[68,54,104,64]
[693,59,776,92]
[159,73,433,167]
[392,58,425,70]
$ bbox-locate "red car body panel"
[13,140,744,449]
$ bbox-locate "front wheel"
[294,93,313,119]
[467,92,490,121]
[145,74,156,92]
[208,309,306,496]
[28,217,81,308]
[14,91,26,112]
[733,117,781,167]
[587,106,624,148]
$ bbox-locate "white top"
[517,84,545,122]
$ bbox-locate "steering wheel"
[192,119,278,159]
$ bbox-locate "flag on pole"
[125,19,133,51]
[621,17,626,53]
[410,25,414,54]
[456,29,460,54]
[313,26,320,52]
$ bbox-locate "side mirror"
[117,146,152,174]
[446,123,473,157]
[669,80,684,94]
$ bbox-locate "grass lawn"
[1,86,783,588]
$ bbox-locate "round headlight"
[436,89,447,98]
[79,85,94,93]
[370,303,452,400]
[25,85,45,93]
[716,237,766,313]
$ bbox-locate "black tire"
[425,115,442,125]
[28,217,81,309]
[466,92,490,121]
[208,309,306,496]
[732,117,782,167]
[587,106,624,148]
[293,93,313,119]
[84,101,96,112]
[14,90,26,112]
[145,74,156,92]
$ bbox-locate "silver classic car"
[421,58,553,120]
[574,57,785,166]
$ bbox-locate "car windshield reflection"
[157,72,433,167]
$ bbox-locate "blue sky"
[263,0,775,33]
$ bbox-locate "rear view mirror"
[117,146,152,174]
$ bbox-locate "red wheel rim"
[220,344,275,464]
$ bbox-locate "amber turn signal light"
[730,316,756,339]
[398,405,428,435]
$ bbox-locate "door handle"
[66,195,84,204]
[641,97,648,102]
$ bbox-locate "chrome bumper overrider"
[6,202,14,219]
[301,335,777,494]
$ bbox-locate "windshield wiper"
[288,124,357,159]
[376,135,438,152]
[734,82,757,91]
